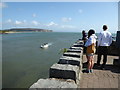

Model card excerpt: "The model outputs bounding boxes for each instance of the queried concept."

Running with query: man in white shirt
[97,25,112,70]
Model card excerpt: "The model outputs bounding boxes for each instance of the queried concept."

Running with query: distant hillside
[5,28,53,32]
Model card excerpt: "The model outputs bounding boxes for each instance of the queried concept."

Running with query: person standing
[82,30,88,54]
[97,25,112,70]
[85,29,97,73]
[82,30,88,41]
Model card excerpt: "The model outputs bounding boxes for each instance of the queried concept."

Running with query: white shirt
[98,30,112,46]
[85,34,97,47]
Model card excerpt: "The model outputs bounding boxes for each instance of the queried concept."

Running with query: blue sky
[1,2,118,33]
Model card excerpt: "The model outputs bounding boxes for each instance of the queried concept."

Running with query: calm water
[2,32,82,88]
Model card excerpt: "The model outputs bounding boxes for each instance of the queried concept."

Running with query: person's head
[103,25,108,31]
[82,30,86,35]
[88,29,95,38]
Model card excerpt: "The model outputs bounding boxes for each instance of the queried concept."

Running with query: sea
[1,32,116,88]
[2,32,82,88]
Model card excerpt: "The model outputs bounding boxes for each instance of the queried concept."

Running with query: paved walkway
[79,54,120,88]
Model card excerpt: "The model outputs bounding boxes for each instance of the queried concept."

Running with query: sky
[1,2,118,33]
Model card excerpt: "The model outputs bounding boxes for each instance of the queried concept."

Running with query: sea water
[2,32,82,88]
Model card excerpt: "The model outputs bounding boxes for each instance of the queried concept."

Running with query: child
[85,29,97,73]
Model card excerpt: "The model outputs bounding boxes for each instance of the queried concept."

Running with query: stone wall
[29,40,84,89]
[107,41,119,56]
[113,31,120,67]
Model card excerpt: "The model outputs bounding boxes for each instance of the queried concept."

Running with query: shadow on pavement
[82,62,120,74]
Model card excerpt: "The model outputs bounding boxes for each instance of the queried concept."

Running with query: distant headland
[0,28,53,34]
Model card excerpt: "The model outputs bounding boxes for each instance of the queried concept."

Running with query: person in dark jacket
[82,30,87,41]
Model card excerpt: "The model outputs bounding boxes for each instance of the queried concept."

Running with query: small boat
[40,43,49,48]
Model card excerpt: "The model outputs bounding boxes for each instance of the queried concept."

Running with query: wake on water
[47,42,53,46]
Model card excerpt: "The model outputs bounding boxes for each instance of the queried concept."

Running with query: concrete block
[58,56,81,66]
[67,49,83,53]
[70,46,83,50]
[63,52,82,58]
[49,63,79,82]
[72,43,84,47]
[29,78,77,88]
[75,40,84,45]
[73,43,83,46]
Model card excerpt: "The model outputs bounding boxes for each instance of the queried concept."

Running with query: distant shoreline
[0,28,53,34]
[0,31,53,34]
[2,31,53,34]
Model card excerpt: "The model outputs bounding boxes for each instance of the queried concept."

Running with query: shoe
[101,67,105,70]
[96,63,100,66]
[101,65,105,70]
[96,64,101,67]
[86,69,91,73]
[90,69,93,73]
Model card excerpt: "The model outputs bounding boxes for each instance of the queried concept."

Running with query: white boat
[40,43,49,48]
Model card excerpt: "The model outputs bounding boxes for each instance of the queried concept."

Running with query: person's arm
[97,33,102,46]
[85,37,92,47]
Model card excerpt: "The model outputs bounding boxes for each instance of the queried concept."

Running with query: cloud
[3,19,77,31]
[0,2,7,8]
[14,20,27,25]
[61,25,76,29]
[31,20,39,26]
[7,19,12,23]
[4,19,40,28]
[32,13,37,17]
[15,20,22,25]
[78,9,83,13]
[47,21,58,26]
[6,19,27,24]
[62,17,72,22]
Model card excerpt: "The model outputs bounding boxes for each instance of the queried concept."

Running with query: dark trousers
[97,46,108,67]
[83,40,87,53]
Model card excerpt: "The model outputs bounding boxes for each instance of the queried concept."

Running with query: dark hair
[103,25,108,30]
[82,30,85,34]
[82,30,87,40]
[88,29,95,38]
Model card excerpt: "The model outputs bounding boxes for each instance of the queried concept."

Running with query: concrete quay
[63,52,82,58]
[49,63,79,82]
[30,78,77,88]
[58,56,82,66]
[67,48,83,53]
